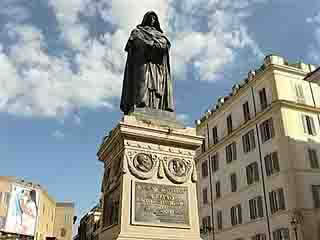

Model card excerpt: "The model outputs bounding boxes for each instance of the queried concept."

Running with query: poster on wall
[0,184,39,236]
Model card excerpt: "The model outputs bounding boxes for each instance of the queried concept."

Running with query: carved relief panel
[126,149,197,184]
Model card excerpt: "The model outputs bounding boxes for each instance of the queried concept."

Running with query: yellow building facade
[53,203,75,240]
[196,55,320,240]
[35,190,56,240]
[0,177,74,240]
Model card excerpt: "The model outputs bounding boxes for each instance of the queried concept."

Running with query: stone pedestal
[97,115,203,240]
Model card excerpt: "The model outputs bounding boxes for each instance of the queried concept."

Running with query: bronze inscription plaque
[134,182,189,225]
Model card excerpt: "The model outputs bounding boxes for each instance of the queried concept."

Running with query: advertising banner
[0,184,39,236]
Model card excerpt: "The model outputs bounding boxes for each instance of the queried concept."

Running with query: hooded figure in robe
[120,11,174,114]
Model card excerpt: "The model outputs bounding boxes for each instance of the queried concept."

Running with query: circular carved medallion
[133,153,153,172]
[168,158,187,177]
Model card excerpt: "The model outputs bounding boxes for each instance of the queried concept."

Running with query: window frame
[260,118,275,143]
[246,162,260,185]
[227,114,233,135]
[202,160,208,178]
[203,188,208,204]
[212,126,218,144]
[230,173,237,193]
[259,88,268,110]
[212,153,219,172]
[243,101,251,122]
[308,148,319,169]
[226,142,237,163]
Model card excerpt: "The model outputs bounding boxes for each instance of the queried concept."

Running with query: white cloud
[0,0,265,119]
[52,130,65,139]
[307,12,320,62]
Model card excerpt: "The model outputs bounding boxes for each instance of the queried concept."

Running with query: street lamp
[200,225,213,240]
[290,216,299,240]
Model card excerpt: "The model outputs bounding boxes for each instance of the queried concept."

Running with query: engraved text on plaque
[134,182,189,226]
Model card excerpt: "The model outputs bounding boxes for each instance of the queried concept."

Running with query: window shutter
[278,188,285,210]
[310,117,317,135]
[265,154,272,176]
[249,199,254,219]
[269,192,274,214]
[312,186,320,208]
[254,162,260,181]
[250,130,256,149]
[301,115,307,133]
[203,188,208,204]
[215,153,219,171]
[272,152,280,172]
[232,142,237,160]
[314,150,319,168]
[257,196,264,217]
[260,124,265,143]
[269,119,275,138]
[308,149,318,169]
[231,207,235,225]
[246,166,252,185]
[217,211,222,229]
[232,174,237,192]
[242,135,247,153]
[237,204,242,224]
[226,146,230,163]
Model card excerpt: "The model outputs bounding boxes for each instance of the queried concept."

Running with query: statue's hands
[153,41,162,49]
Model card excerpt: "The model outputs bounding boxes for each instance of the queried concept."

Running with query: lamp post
[290,216,299,240]
[200,225,213,240]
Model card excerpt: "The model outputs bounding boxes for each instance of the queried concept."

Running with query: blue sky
[1,0,320,231]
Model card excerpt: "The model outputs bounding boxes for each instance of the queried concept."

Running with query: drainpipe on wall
[206,123,215,240]
[250,86,272,240]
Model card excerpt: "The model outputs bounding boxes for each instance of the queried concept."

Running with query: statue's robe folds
[120,25,174,114]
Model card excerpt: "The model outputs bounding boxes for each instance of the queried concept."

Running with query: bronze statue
[120,11,174,114]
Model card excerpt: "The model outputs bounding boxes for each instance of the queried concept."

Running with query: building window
[269,188,286,214]
[242,129,256,153]
[202,216,211,231]
[217,210,222,230]
[302,115,317,136]
[260,118,275,143]
[246,162,259,185]
[249,196,264,220]
[230,204,242,226]
[202,160,208,178]
[216,181,221,199]
[259,88,268,110]
[201,139,206,153]
[212,126,218,144]
[312,185,320,208]
[252,233,267,240]
[243,101,251,122]
[308,148,319,169]
[226,142,237,163]
[265,152,280,176]
[203,188,208,204]
[230,173,237,192]
[227,114,233,134]
[273,228,290,240]
[295,84,305,104]
[212,153,219,172]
